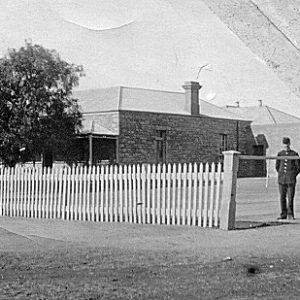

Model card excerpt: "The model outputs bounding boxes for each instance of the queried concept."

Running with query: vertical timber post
[220,150,240,230]
[89,134,93,166]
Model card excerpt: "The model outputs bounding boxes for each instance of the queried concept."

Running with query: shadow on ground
[234,220,295,230]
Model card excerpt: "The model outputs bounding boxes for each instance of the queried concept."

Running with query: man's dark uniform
[276,147,300,219]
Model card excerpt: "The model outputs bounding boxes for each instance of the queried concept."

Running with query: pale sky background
[1,0,300,116]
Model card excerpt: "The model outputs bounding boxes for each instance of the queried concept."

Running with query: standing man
[276,137,300,220]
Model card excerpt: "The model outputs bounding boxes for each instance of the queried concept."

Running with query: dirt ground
[1,177,300,299]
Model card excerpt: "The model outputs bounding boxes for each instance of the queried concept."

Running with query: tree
[0,41,84,167]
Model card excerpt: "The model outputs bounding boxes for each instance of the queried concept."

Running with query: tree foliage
[0,41,84,166]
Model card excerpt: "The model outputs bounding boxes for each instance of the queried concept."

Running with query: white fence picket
[27,168,32,218]
[78,166,83,221]
[33,168,38,218]
[136,164,142,224]
[132,164,137,223]
[4,169,8,216]
[192,163,198,226]
[40,169,45,218]
[186,163,192,225]
[181,164,187,225]
[15,168,20,216]
[171,164,176,225]
[49,168,54,219]
[166,164,171,225]
[176,164,182,225]
[52,168,58,219]
[214,162,222,227]
[113,165,118,222]
[156,164,161,225]
[7,168,11,216]
[0,168,3,216]
[57,168,63,219]
[9,168,14,217]
[14,168,19,216]
[161,164,166,225]
[12,168,16,217]
[141,165,146,224]
[65,168,71,221]
[91,166,96,222]
[123,165,128,223]
[151,164,156,224]
[209,163,216,227]
[19,168,24,217]
[87,167,92,221]
[146,164,151,224]
[99,166,104,222]
[109,165,113,222]
[96,165,100,222]
[73,167,79,221]
[198,163,204,227]
[46,168,51,219]
[203,163,209,228]
[128,165,133,223]
[69,167,74,221]
[104,166,108,222]
[2,168,6,216]
[118,165,123,223]
[82,166,87,221]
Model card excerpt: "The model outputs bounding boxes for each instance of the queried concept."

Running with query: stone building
[74,81,255,171]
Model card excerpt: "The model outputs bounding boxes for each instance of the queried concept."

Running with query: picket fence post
[219,150,240,230]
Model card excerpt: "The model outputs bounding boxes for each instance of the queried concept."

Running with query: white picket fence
[0,162,224,227]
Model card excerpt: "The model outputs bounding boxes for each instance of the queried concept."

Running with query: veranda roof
[80,119,117,136]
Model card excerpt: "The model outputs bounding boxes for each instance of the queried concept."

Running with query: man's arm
[295,152,300,175]
[275,152,280,172]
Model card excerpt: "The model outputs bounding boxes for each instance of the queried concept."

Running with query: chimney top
[258,99,263,107]
[235,101,240,107]
[182,81,201,90]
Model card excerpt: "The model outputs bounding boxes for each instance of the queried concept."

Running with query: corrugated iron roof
[224,105,300,125]
[75,86,248,121]
[75,87,121,113]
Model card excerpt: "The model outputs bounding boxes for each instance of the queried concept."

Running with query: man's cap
[282,137,290,145]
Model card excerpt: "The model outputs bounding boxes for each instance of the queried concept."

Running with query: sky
[1,0,300,116]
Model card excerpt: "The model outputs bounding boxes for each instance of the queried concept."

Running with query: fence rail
[240,155,300,160]
[0,162,224,228]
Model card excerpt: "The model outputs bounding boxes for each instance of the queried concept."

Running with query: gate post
[220,150,240,230]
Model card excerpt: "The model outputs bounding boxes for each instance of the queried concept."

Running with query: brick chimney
[182,81,201,116]
[258,99,263,107]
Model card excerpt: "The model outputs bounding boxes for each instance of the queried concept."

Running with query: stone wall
[118,111,254,170]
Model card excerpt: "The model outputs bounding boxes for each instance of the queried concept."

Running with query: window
[219,134,228,154]
[156,130,167,163]
[252,145,264,156]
